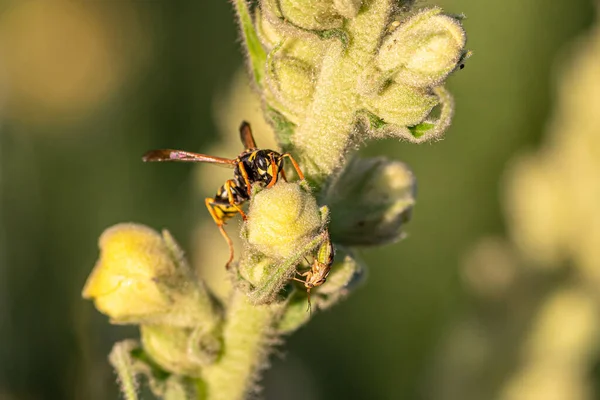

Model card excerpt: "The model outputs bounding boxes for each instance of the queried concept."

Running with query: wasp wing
[142,149,236,168]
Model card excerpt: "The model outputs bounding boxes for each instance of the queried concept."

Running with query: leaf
[408,122,435,138]
[234,0,267,87]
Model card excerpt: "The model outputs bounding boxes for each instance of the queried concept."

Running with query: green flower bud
[327,157,416,246]
[256,8,327,63]
[282,38,327,69]
[140,324,220,377]
[377,7,466,88]
[268,0,343,31]
[109,339,200,399]
[333,0,362,19]
[356,63,391,97]
[237,254,271,289]
[266,55,316,119]
[245,182,323,260]
[240,183,330,305]
[255,7,283,50]
[158,376,198,400]
[363,82,438,126]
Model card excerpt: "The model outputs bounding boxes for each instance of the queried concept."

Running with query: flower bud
[266,55,316,119]
[82,224,180,322]
[140,324,221,377]
[333,0,362,19]
[237,254,288,305]
[245,182,323,260]
[256,9,327,63]
[377,8,466,88]
[363,82,438,129]
[327,157,416,246]
[255,8,283,51]
[237,254,271,288]
[82,224,220,326]
[240,184,329,304]
[269,0,343,31]
[356,64,392,97]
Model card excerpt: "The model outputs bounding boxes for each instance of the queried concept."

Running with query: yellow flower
[83,224,186,323]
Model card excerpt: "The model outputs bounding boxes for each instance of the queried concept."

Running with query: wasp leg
[237,161,253,197]
[224,180,247,220]
[281,153,305,181]
[266,153,279,188]
[205,197,235,269]
[280,168,288,182]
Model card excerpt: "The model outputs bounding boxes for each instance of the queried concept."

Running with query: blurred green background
[0,1,596,399]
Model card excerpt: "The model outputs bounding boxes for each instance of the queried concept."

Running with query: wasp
[142,121,305,268]
[293,232,334,312]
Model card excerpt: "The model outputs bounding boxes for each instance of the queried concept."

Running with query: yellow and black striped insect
[142,121,305,269]
[294,232,335,312]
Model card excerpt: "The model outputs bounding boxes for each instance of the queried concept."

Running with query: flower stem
[200,291,284,400]
[293,0,393,180]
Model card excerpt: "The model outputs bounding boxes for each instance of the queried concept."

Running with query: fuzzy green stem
[292,0,394,181]
[200,292,284,400]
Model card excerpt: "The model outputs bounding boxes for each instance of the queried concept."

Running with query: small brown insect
[293,233,334,312]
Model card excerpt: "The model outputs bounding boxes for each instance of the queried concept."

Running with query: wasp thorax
[239,149,280,186]
[245,182,322,260]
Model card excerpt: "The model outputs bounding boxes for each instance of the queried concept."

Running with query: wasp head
[251,150,284,186]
